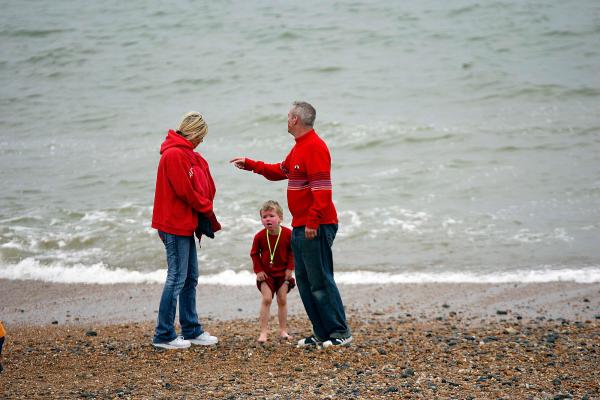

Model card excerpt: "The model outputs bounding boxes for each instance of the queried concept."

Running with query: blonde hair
[177,111,208,144]
[260,200,284,219]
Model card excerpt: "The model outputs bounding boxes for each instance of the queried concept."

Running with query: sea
[1,0,599,285]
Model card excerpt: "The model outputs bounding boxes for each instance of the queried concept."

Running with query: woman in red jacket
[151,111,221,350]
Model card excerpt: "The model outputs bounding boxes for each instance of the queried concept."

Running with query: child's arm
[250,234,265,277]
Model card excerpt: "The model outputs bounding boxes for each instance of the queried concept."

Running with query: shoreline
[1,279,598,326]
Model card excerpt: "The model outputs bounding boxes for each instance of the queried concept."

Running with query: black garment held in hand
[196,214,214,239]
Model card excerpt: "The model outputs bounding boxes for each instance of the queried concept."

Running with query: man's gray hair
[291,101,316,127]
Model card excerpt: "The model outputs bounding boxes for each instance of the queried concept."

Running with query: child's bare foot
[279,332,292,340]
[257,333,268,343]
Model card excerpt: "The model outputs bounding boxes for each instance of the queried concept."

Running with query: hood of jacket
[160,130,194,154]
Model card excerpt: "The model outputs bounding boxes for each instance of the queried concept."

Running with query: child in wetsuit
[251,200,295,343]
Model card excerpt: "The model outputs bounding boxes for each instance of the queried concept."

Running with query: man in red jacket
[152,111,220,350]
[231,101,352,348]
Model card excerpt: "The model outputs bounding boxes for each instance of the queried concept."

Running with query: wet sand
[1,279,599,399]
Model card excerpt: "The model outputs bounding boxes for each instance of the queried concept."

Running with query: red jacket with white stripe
[244,129,338,229]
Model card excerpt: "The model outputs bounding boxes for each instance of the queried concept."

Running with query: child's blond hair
[260,200,284,219]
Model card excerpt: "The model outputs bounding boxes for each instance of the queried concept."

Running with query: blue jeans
[292,224,350,341]
[153,231,203,343]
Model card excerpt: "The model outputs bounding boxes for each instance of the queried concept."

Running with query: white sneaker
[297,335,322,348]
[188,331,218,346]
[153,336,191,350]
[322,336,353,348]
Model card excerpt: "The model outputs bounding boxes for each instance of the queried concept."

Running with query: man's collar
[294,128,315,142]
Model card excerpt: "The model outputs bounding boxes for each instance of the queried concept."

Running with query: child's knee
[276,293,287,306]
[261,295,273,307]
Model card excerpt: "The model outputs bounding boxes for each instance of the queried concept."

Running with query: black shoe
[322,336,353,348]
[297,335,322,348]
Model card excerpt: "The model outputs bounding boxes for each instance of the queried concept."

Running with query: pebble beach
[1,280,599,399]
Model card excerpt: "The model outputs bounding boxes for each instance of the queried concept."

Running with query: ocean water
[1,0,599,285]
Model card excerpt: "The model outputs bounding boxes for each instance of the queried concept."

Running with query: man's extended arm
[230,155,290,181]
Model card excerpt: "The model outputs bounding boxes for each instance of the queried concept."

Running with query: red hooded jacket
[152,130,220,236]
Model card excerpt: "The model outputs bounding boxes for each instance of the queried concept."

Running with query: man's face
[287,110,297,133]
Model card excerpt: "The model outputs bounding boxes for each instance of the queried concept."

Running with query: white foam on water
[512,227,575,244]
[0,258,166,284]
[1,240,24,250]
[334,268,600,284]
[81,211,112,222]
[337,210,362,237]
[339,207,430,237]
[512,229,545,243]
[552,227,574,243]
[382,208,430,231]
[1,258,598,285]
